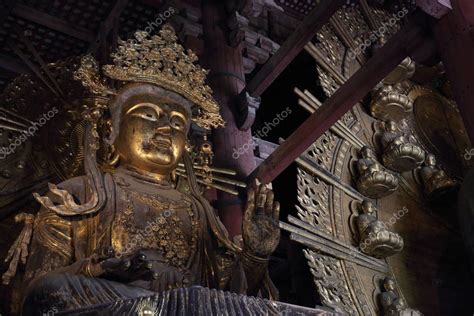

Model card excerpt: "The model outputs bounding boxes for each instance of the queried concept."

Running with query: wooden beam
[12,4,94,42]
[245,0,345,97]
[248,18,426,184]
[433,0,474,144]
[105,0,129,34]
[360,0,380,30]
[330,15,367,65]
[0,0,16,26]
[90,0,129,52]
[0,53,29,74]
[140,0,165,9]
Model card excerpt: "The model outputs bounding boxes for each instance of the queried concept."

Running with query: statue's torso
[357,157,381,174]
[110,171,199,270]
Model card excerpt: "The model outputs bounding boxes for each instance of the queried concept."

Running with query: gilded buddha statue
[356,146,399,198]
[419,153,457,200]
[5,25,281,314]
[380,120,425,173]
[379,277,422,316]
[370,85,414,121]
[383,57,416,85]
[356,200,404,258]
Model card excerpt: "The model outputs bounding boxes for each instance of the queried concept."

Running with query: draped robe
[22,168,276,314]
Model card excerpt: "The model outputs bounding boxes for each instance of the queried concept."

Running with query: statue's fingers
[256,184,267,213]
[20,243,29,264]
[100,257,123,272]
[169,271,178,286]
[120,259,131,271]
[89,262,105,277]
[145,261,153,270]
[160,273,169,292]
[264,190,274,216]
[273,201,280,221]
[246,188,255,210]
[131,251,147,270]
[244,189,255,224]
[104,247,116,258]
[95,246,115,261]
[134,261,154,280]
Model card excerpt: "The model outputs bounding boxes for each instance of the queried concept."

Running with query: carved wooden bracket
[235,91,261,131]
[227,0,283,19]
[416,0,452,19]
[227,11,249,47]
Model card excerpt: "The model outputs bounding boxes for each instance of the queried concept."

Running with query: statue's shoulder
[51,175,88,204]
[56,175,88,191]
[55,173,115,201]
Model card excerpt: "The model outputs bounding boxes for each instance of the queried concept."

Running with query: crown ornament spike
[74,55,116,97]
[74,24,223,129]
[74,24,224,130]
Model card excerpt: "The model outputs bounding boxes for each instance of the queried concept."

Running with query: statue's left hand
[242,183,280,258]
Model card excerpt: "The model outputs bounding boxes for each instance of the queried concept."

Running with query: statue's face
[361,147,375,158]
[362,200,375,214]
[387,120,397,131]
[384,278,396,291]
[115,100,190,176]
[426,154,436,166]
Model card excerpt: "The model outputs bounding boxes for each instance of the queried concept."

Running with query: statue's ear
[106,129,116,145]
[100,109,116,145]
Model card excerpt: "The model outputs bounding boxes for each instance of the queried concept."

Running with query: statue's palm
[242,184,280,257]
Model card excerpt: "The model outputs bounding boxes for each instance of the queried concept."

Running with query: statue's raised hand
[242,183,280,258]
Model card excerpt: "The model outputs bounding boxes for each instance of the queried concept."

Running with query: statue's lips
[150,135,172,149]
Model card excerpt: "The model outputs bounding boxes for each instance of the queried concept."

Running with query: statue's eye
[134,110,158,121]
[170,115,185,130]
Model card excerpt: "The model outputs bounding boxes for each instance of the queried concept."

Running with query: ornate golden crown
[74,24,224,129]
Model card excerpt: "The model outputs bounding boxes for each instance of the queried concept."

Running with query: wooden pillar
[202,0,255,238]
[433,0,474,144]
[436,0,474,277]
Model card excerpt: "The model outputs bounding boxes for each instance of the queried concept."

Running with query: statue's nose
[156,124,171,134]
[156,115,171,133]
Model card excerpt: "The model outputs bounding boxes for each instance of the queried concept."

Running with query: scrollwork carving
[304,249,357,315]
[296,168,332,235]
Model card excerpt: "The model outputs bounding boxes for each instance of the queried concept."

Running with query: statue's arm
[240,250,271,295]
[23,205,75,285]
[357,214,373,235]
[240,184,280,297]
[214,247,272,297]
[356,159,368,174]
